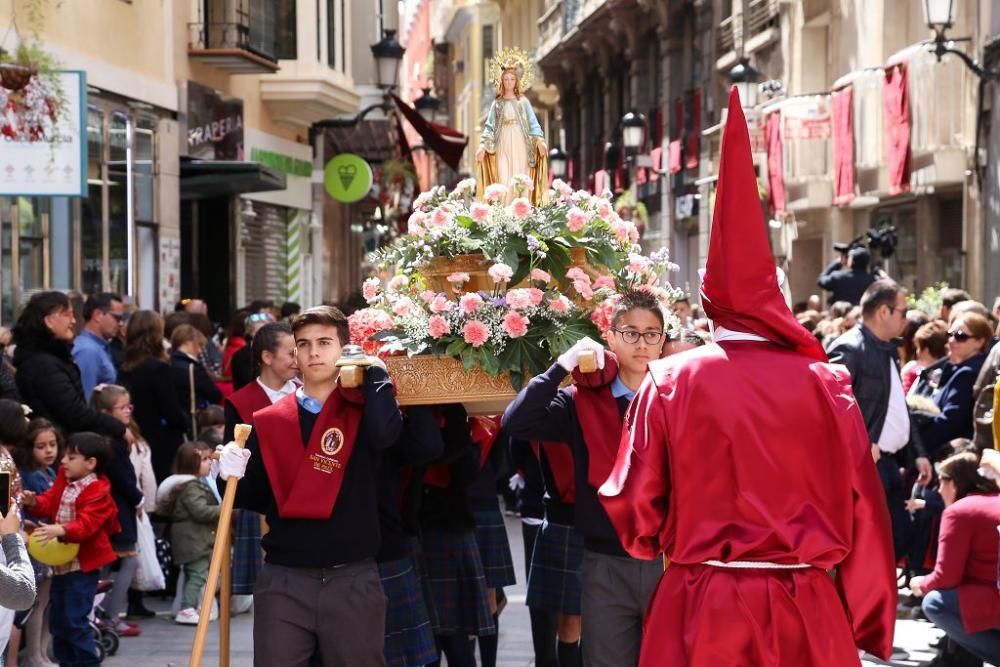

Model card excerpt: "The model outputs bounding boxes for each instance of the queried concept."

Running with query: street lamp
[371,29,406,90]
[620,111,647,153]
[549,146,568,179]
[729,57,761,108]
[922,0,955,36]
[413,87,441,123]
[920,0,998,79]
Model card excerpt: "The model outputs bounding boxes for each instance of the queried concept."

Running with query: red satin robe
[599,341,897,666]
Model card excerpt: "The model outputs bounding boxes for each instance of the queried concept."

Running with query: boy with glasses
[503,289,667,667]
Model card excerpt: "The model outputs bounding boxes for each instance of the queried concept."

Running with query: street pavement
[102,514,959,667]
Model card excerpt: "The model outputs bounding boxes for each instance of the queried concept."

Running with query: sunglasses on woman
[947,330,973,342]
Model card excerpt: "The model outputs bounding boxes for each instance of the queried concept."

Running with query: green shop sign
[324,154,373,203]
[250,147,312,178]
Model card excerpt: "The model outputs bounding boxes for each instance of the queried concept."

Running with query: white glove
[557,336,606,372]
[508,473,525,492]
[218,442,251,481]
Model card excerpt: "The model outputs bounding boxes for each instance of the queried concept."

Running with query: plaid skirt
[231,509,263,595]
[472,509,517,588]
[419,529,496,637]
[526,521,584,615]
[380,557,437,667]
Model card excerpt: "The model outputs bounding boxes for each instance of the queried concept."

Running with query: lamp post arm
[932,40,1000,80]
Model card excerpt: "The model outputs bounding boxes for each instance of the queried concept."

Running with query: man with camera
[817,244,876,305]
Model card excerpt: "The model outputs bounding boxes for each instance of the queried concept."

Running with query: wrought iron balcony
[188,21,279,74]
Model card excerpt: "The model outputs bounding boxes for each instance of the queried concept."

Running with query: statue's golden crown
[489,47,535,92]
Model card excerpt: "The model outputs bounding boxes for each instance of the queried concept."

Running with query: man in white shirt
[828,279,929,560]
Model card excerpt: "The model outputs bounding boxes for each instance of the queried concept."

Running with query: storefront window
[108,112,129,295]
[49,198,74,290]
[1,203,13,324]
[135,118,155,223]
[83,106,104,295]
[17,198,44,298]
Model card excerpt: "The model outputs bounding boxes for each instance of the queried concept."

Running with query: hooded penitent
[699,88,827,363]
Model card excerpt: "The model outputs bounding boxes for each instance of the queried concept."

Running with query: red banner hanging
[883,63,911,196]
[686,89,701,170]
[765,111,785,213]
[832,87,855,205]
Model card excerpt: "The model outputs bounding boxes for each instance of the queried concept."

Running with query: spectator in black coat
[118,311,189,482]
[914,313,992,458]
[11,291,127,442]
[817,246,876,305]
[168,325,222,438]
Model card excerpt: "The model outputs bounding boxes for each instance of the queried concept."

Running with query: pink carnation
[430,295,452,314]
[488,263,514,284]
[484,183,508,203]
[505,289,532,310]
[362,277,380,302]
[431,207,453,228]
[593,275,616,290]
[628,254,649,274]
[566,207,588,232]
[470,203,490,223]
[530,268,551,283]
[407,211,426,236]
[502,311,530,338]
[392,297,415,316]
[509,197,532,220]
[596,200,613,220]
[387,275,408,292]
[552,179,573,200]
[463,320,490,347]
[447,272,470,284]
[460,293,484,314]
[420,290,436,303]
[573,280,594,301]
[428,315,451,339]
[347,308,395,355]
[527,288,545,306]
[566,267,591,284]
[548,296,572,313]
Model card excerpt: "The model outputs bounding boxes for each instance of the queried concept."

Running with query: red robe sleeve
[831,374,897,660]
[598,371,670,560]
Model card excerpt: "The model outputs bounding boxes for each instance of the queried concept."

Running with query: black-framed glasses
[613,329,664,345]
[948,330,973,342]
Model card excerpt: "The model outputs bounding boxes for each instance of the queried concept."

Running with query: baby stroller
[90,579,121,659]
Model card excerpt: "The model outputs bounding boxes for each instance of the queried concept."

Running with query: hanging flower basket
[0,62,36,91]
[0,42,67,143]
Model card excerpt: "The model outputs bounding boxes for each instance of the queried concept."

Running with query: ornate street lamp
[620,111,647,152]
[371,29,406,90]
[920,0,997,79]
[413,87,441,123]
[729,57,761,108]
[549,146,568,179]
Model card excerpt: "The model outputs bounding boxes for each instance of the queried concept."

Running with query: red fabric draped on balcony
[668,140,682,175]
[391,93,468,172]
[832,86,855,205]
[686,89,701,170]
[882,64,911,196]
[650,146,662,181]
[764,110,785,213]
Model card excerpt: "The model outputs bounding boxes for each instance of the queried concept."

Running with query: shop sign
[243,128,313,210]
[250,148,311,178]
[184,81,244,160]
[0,71,87,197]
[782,95,832,141]
[324,154,373,203]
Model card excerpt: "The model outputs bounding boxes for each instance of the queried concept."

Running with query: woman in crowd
[118,311,189,482]
[168,324,222,437]
[908,321,950,398]
[900,310,930,393]
[910,452,1000,666]
[915,313,992,458]
[11,291,127,443]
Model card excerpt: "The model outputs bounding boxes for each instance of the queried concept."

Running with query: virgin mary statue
[475,48,548,205]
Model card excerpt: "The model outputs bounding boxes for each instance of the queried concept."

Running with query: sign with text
[184,80,244,160]
[0,70,87,197]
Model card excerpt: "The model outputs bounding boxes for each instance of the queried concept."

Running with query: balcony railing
[537,0,564,60]
[717,15,735,54]
[746,0,780,37]
[188,19,279,73]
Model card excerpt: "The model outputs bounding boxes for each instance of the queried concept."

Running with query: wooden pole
[219,526,233,667]
[189,424,251,667]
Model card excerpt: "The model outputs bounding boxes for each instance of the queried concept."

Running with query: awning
[180,158,287,200]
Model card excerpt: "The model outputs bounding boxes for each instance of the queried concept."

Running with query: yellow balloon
[28,533,79,566]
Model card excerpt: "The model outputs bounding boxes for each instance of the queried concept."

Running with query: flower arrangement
[355,176,683,389]
[0,41,68,143]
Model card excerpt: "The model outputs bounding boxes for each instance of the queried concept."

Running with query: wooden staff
[219,528,232,667]
[578,349,598,373]
[189,423,252,667]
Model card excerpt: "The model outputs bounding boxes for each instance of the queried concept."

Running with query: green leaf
[445,338,467,357]
[460,346,478,371]
[509,369,525,392]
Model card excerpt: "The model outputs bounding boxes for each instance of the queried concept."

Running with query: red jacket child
[31,468,120,572]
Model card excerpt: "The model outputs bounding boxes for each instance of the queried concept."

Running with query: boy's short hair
[197,428,224,447]
[948,438,979,456]
[196,405,225,430]
[65,432,113,473]
[611,290,665,330]
[291,305,350,346]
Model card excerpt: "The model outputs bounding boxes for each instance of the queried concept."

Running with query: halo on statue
[489,47,535,92]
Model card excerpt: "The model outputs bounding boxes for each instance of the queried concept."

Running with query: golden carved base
[385,354,518,416]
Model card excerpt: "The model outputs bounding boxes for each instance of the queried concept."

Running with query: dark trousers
[876,455,910,560]
[253,560,387,667]
[523,521,558,667]
[50,570,100,667]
